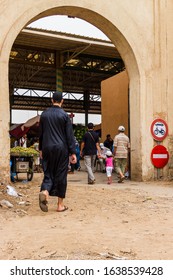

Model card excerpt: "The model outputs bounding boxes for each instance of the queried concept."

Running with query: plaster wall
[101,71,129,142]
[0,0,173,182]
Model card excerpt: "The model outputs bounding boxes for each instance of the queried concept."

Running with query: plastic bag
[6,185,18,197]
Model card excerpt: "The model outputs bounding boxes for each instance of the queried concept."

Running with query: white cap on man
[118,125,125,132]
[100,143,104,149]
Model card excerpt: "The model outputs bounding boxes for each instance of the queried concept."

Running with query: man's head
[52,91,63,103]
[118,125,125,132]
[87,122,94,129]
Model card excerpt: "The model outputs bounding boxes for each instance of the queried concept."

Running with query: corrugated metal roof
[9,27,124,113]
[15,27,120,58]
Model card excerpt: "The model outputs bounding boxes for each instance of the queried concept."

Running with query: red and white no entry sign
[151,145,169,168]
[150,118,168,141]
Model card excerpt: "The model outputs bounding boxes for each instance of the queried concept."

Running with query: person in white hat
[96,143,110,172]
[105,150,114,184]
[113,125,130,183]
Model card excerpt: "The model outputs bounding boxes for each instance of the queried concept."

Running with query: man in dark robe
[39,91,76,212]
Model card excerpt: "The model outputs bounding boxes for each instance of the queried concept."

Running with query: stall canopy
[10,115,40,139]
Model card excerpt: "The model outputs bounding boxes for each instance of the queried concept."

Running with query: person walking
[105,150,114,184]
[113,125,130,183]
[39,91,77,212]
[80,122,101,184]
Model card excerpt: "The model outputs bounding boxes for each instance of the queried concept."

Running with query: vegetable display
[10,146,39,157]
[74,125,87,143]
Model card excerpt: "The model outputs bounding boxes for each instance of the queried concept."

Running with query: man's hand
[70,154,77,164]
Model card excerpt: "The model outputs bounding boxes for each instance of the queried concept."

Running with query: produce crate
[16,161,29,172]
[10,155,34,181]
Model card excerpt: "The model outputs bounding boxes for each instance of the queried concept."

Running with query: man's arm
[96,142,101,157]
[113,136,117,156]
[113,146,117,156]
[80,141,85,157]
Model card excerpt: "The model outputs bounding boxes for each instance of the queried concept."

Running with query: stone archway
[0,1,142,183]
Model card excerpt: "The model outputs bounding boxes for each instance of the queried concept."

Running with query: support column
[56,68,63,92]
[84,90,89,126]
[56,52,63,92]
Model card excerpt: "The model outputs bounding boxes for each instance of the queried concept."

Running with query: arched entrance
[0,1,142,182]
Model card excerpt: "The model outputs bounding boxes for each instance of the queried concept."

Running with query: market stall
[10,146,39,181]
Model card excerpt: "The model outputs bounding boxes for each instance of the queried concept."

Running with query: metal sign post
[150,118,169,179]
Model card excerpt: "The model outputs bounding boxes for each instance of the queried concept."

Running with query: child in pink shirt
[105,150,114,184]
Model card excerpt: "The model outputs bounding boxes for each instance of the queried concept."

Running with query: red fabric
[10,124,30,139]
[10,116,40,139]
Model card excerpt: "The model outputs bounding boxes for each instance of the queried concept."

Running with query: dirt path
[0,166,173,260]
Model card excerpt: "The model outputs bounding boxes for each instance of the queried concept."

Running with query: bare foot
[56,206,68,212]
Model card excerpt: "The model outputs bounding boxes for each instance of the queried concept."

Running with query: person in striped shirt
[113,126,130,183]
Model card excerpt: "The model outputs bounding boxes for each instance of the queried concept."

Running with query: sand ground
[0,161,173,260]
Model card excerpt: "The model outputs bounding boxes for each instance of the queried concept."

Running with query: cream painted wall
[0,0,173,182]
[101,71,129,142]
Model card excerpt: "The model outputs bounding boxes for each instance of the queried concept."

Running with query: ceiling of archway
[9,27,125,114]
